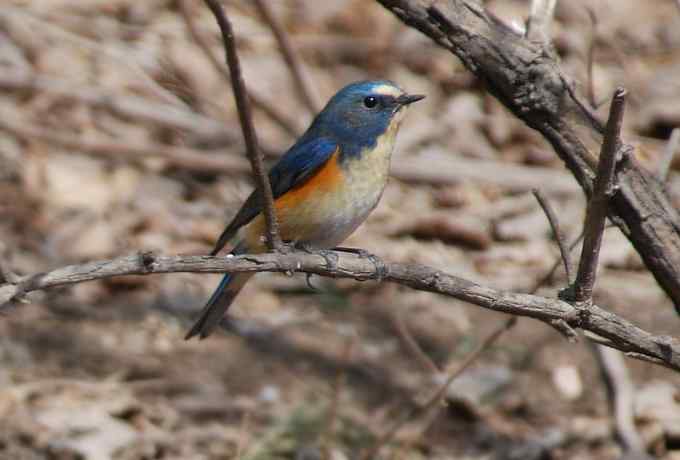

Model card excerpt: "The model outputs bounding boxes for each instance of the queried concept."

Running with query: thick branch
[203,0,282,251]
[0,251,678,371]
[375,0,680,311]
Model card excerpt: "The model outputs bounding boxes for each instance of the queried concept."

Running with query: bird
[185,80,424,340]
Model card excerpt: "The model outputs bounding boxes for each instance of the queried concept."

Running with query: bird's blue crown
[302,80,405,159]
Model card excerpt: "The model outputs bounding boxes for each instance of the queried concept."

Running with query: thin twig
[178,0,301,138]
[202,0,283,251]
[253,0,322,114]
[359,317,516,460]
[573,88,626,302]
[657,128,680,182]
[526,0,557,45]
[0,251,678,370]
[532,189,573,283]
[392,310,441,374]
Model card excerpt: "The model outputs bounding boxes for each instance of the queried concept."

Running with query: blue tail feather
[185,243,251,340]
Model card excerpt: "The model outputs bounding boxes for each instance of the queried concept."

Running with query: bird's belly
[243,164,388,250]
[277,177,385,248]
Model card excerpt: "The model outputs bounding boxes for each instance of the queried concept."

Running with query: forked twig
[202,0,283,251]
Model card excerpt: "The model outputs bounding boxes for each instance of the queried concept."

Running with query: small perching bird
[185,80,424,340]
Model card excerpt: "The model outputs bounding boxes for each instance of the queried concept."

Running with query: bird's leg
[293,241,338,289]
[332,246,387,281]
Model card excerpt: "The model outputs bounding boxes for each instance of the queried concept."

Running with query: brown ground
[1,1,680,459]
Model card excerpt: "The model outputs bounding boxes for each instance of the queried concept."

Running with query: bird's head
[311,80,425,154]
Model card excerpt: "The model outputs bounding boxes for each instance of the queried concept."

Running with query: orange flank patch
[274,148,343,213]
[243,148,344,249]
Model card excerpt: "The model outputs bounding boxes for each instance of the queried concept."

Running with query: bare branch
[658,128,680,182]
[574,88,626,302]
[253,0,321,114]
[359,317,515,460]
[526,0,557,45]
[178,0,301,138]
[532,189,573,283]
[202,0,283,251]
[1,251,678,370]
[375,0,680,311]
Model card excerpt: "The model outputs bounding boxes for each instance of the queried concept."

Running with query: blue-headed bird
[185,80,424,340]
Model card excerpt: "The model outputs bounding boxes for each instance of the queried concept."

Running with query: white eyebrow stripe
[371,84,402,97]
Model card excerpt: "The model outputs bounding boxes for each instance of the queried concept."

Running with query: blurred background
[1,0,680,458]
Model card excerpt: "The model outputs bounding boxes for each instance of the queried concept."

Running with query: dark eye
[363,96,378,108]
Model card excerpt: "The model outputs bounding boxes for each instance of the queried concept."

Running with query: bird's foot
[305,273,321,292]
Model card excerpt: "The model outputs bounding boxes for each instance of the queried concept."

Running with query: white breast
[310,115,402,247]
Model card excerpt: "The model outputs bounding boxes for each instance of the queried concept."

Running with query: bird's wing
[210,137,338,255]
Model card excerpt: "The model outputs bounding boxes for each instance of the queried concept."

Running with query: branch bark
[374,0,680,312]
[0,251,678,371]
[574,88,626,302]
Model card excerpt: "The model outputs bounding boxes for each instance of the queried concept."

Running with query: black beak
[396,93,426,106]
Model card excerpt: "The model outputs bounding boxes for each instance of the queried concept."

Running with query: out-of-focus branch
[202,0,282,251]
[178,0,301,138]
[526,0,557,46]
[573,88,626,303]
[592,344,652,458]
[658,128,680,182]
[0,251,678,370]
[0,71,239,141]
[360,317,515,460]
[375,0,680,312]
[0,115,250,175]
[253,0,321,114]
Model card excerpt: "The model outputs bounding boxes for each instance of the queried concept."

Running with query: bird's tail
[185,243,253,340]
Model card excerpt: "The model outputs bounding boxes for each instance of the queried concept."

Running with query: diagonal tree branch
[0,251,678,371]
[374,0,680,312]
[202,0,283,251]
